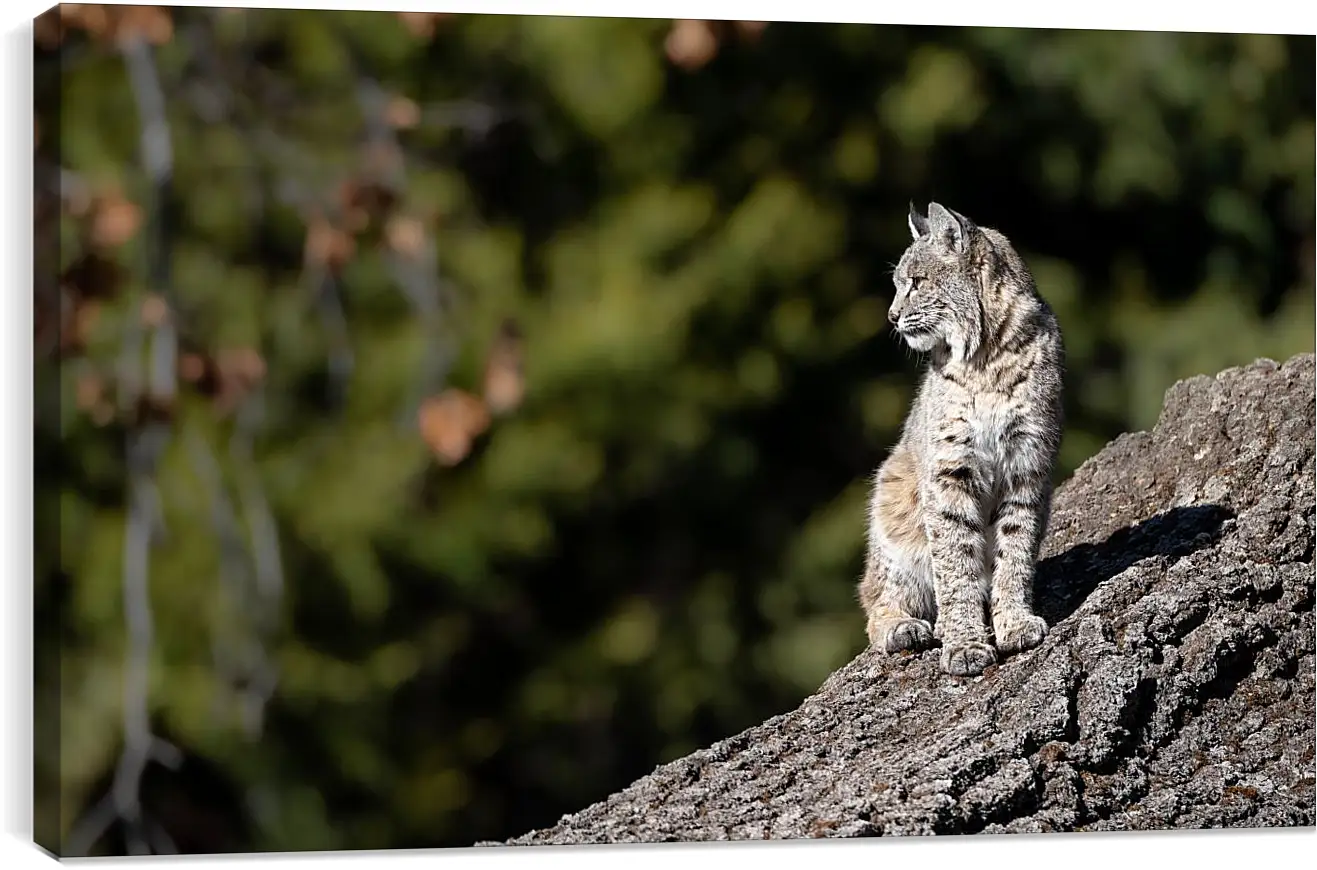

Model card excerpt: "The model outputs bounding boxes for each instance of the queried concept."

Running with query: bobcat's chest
[929,364,1030,484]
[963,393,1021,471]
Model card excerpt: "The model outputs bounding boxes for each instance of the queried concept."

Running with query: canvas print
[32,4,1315,857]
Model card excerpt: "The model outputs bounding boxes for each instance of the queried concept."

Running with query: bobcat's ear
[948,208,977,238]
[927,202,975,254]
[907,202,930,240]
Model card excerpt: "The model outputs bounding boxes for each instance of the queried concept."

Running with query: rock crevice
[498,354,1316,844]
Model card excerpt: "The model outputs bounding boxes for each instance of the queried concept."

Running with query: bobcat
[858,202,1064,677]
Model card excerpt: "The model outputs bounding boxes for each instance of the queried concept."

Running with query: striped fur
[858,202,1065,677]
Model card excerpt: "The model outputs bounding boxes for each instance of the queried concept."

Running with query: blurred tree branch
[68,22,180,857]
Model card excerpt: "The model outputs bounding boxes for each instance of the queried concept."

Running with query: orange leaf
[385,95,421,130]
[397,12,438,39]
[74,372,117,425]
[192,347,269,415]
[418,389,491,466]
[139,293,169,327]
[734,21,769,41]
[665,20,720,71]
[396,11,452,39]
[304,217,356,271]
[75,371,105,411]
[178,352,209,384]
[60,5,111,41]
[60,298,102,357]
[90,190,142,248]
[339,173,398,228]
[385,215,427,258]
[112,6,174,46]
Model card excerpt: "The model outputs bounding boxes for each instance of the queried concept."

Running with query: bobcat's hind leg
[858,558,935,654]
[860,446,937,654]
[867,608,935,653]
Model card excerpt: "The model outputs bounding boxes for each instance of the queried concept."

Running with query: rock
[491,354,1316,844]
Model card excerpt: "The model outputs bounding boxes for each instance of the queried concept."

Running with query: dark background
[33,7,1314,855]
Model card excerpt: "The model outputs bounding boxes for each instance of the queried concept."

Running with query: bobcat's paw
[940,641,997,677]
[873,617,935,654]
[994,612,1049,657]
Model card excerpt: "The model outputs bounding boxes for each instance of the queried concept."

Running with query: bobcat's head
[889,202,990,362]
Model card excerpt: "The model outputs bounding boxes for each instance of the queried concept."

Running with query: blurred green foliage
[33,8,1315,855]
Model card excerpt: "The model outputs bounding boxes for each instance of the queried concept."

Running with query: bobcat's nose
[887,305,901,326]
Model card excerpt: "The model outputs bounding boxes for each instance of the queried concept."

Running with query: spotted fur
[857,202,1065,677]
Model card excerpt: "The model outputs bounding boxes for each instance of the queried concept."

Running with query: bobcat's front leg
[990,470,1050,657]
[924,459,995,677]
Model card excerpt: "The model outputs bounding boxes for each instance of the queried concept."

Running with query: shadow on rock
[1035,503,1235,626]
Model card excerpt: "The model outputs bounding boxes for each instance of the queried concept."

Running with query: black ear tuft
[927,202,973,253]
[947,207,977,237]
[907,201,930,240]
